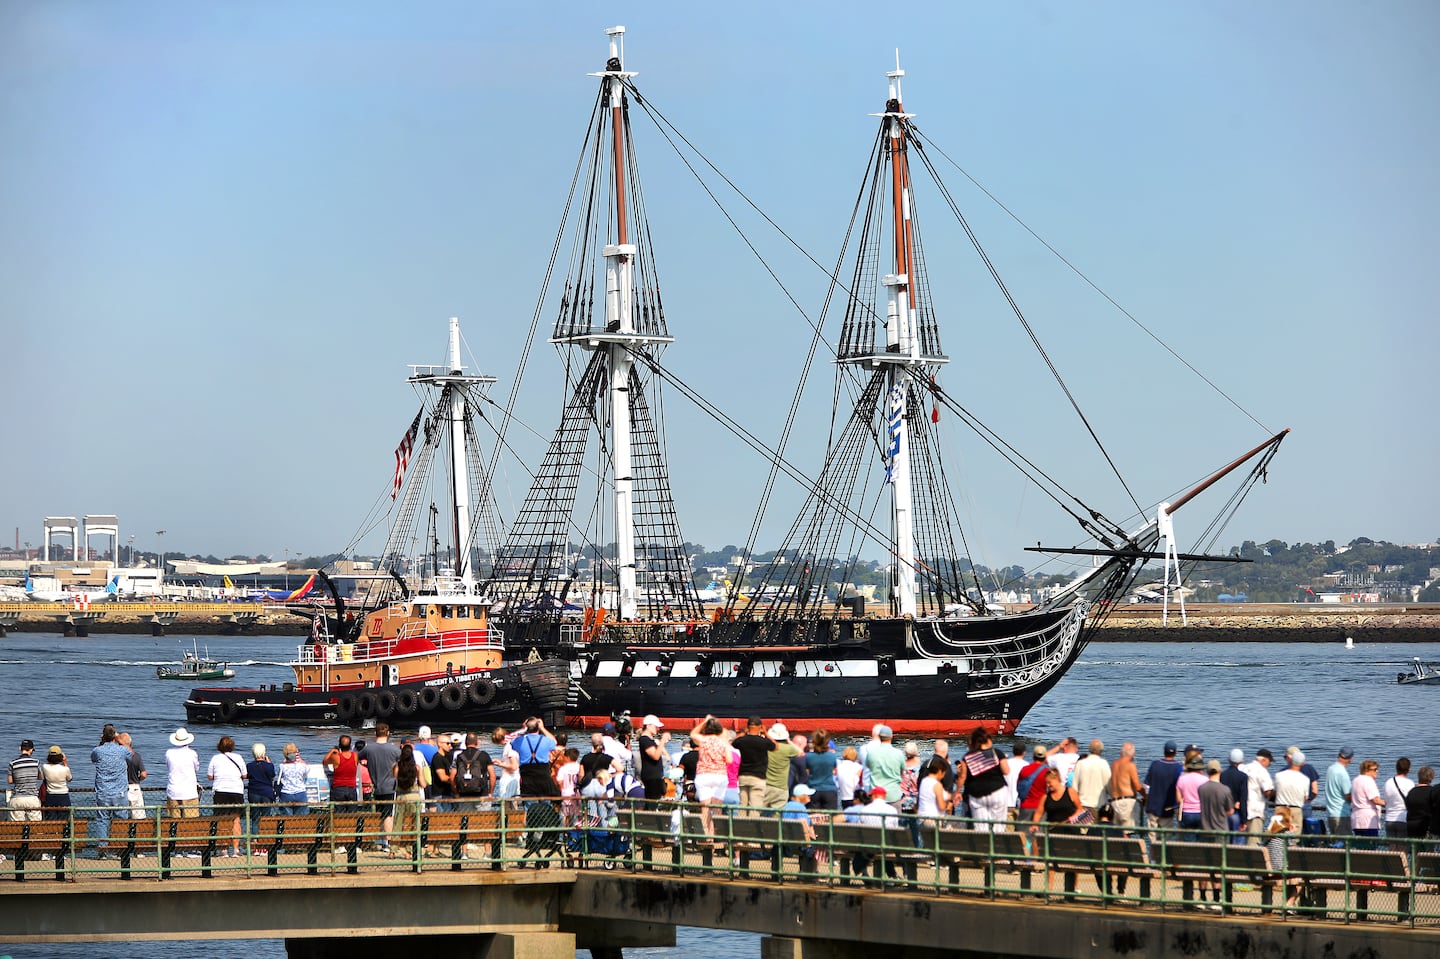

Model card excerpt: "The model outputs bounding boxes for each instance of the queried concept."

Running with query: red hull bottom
[569,715,1020,737]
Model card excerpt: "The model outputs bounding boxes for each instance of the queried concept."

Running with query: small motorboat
[157,643,236,681]
[1396,658,1440,686]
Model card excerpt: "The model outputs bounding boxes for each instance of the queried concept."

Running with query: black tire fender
[440,682,466,710]
[467,677,497,707]
[417,685,442,711]
[394,689,419,715]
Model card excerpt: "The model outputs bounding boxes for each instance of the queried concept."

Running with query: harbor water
[1,632,1434,958]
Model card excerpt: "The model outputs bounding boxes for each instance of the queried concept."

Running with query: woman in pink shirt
[1350,759,1385,838]
[690,715,731,838]
[1175,756,1208,838]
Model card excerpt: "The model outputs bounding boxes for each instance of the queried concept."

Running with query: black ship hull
[184,660,570,729]
[504,605,1092,735]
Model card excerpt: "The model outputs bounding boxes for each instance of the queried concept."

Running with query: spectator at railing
[276,743,309,815]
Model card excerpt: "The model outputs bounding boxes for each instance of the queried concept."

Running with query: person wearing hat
[763,723,800,810]
[1219,748,1250,835]
[849,785,901,882]
[1240,748,1276,844]
[781,783,817,842]
[40,745,72,822]
[412,725,438,767]
[1176,751,1208,840]
[732,716,774,814]
[1143,740,1183,833]
[1016,745,1051,815]
[165,727,201,818]
[1323,747,1355,835]
[1272,750,1311,835]
[637,714,670,803]
[1195,759,1236,910]
[7,739,42,821]
[864,724,904,806]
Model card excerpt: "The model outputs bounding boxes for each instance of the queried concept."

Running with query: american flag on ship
[962,749,998,777]
[391,408,424,500]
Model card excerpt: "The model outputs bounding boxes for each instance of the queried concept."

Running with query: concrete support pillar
[761,937,987,959]
[287,933,575,959]
[562,915,675,955]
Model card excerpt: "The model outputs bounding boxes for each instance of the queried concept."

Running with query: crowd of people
[9,717,1439,871]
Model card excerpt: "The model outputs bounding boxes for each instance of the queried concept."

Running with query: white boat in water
[1396,658,1440,686]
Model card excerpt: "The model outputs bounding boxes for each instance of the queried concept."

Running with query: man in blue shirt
[1323,746,1354,835]
[88,724,132,855]
[1143,740,1183,834]
[514,717,559,797]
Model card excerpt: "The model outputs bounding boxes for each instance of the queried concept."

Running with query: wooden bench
[107,817,161,878]
[1045,833,1155,902]
[0,820,69,882]
[1160,841,1275,912]
[254,813,329,877]
[1287,847,1413,920]
[159,816,234,877]
[920,826,1034,894]
[625,809,684,871]
[824,821,920,886]
[329,806,382,875]
[1415,851,1440,888]
[725,814,816,880]
[419,808,502,872]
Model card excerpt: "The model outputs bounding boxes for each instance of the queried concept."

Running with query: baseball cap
[450,733,463,745]
[793,784,815,797]
[1163,740,1177,755]
[1338,746,1355,759]
[417,725,432,739]
[1205,759,1222,774]
[1185,743,1204,754]
[48,745,63,757]
[602,722,616,734]
[875,724,893,738]
[642,714,663,728]
[870,786,888,798]
[1256,748,1273,761]
[1229,748,1244,764]
[769,723,790,741]
[1032,745,1048,760]
[20,739,34,751]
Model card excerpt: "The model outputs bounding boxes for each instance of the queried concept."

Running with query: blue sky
[3,1,1436,572]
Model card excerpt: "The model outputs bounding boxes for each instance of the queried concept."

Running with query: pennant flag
[929,374,940,423]
[885,384,904,483]
[392,409,424,500]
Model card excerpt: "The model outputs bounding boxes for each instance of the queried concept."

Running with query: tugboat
[184,319,570,728]
[157,641,236,681]
[483,29,1288,735]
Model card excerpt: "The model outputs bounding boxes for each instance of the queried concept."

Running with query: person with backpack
[1016,745,1051,817]
[452,732,494,803]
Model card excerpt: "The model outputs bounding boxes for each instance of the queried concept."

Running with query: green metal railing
[3,799,1436,926]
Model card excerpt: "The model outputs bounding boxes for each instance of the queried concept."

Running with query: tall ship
[184,319,570,727]
[482,27,1287,735]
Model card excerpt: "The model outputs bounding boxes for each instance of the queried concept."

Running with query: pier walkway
[2,801,1438,957]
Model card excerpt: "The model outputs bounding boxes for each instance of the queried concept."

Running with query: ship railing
[20,798,1438,925]
[295,629,504,664]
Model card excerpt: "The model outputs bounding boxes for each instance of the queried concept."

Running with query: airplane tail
[223,575,235,590]
[105,576,119,595]
[284,573,316,601]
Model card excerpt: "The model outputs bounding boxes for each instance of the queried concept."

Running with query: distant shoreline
[2,601,1435,643]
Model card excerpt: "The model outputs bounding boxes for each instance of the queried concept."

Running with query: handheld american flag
[391,409,424,500]
[962,749,998,777]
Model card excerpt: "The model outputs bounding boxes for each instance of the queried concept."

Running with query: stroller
[565,812,632,869]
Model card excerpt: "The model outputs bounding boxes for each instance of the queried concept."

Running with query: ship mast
[599,26,641,620]
[407,317,496,589]
[842,53,946,618]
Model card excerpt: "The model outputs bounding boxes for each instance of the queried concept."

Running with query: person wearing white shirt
[1047,737,1080,786]
[1381,757,1416,841]
[1240,748,1276,844]
[164,727,202,818]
